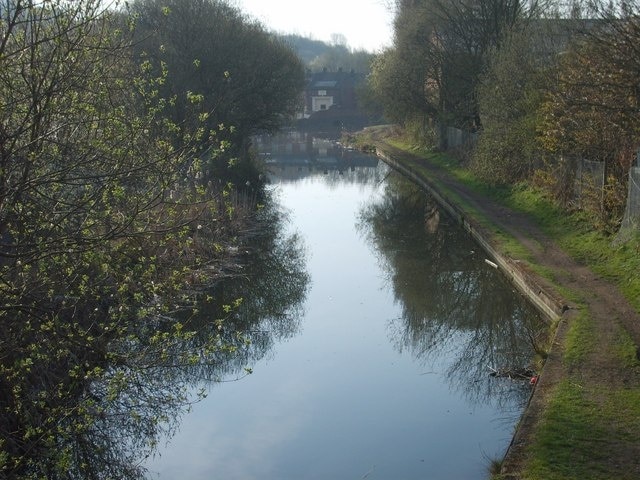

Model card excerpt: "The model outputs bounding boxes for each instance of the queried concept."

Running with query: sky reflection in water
[148,135,543,480]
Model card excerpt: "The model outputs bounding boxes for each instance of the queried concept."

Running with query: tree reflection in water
[0,198,309,480]
[358,173,546,407]
[187,204,310,382]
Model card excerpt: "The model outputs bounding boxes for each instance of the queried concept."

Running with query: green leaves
[0,0,310,477]
[0,0,256,477]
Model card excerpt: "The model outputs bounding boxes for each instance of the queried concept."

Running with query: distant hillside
[279,35,330,64]
[279,34,374,74]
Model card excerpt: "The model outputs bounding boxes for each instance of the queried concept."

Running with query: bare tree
[372,0,543,129]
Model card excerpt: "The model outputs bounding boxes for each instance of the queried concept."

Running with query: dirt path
[367,130,640,478]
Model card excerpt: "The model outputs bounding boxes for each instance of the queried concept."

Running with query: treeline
[281,33,375,73]
[0,0,305,478]
[130,0,306,188]
[367,0,640,232]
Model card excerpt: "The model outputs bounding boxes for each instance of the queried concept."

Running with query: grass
[523,381,640,480]
[493,230,535,262]
[563,310,595,368]
[501,187,640,313]
[561,229,640,312]
[612,326,640,369]
[524,381,610,480]
[524,381,605,480]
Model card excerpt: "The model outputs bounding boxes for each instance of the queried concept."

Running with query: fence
[572,157,605,210]
[439,127,478,150]
[618,166,640,237]
[560,156,639,241]
[437,124,639,238]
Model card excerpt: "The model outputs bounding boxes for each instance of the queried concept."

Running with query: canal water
[147,132,543,480]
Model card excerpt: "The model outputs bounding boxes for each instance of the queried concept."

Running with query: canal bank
[376,149,567,323]
[364,127,640,479]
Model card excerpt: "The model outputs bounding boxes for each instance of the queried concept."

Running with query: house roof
[314,80,338,88]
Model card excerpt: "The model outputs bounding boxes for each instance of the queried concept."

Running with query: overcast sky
[232,0,394,52]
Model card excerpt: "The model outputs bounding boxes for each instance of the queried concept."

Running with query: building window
[318,90,326,96]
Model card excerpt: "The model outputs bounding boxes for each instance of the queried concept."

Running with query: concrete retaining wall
[376,149,566,323]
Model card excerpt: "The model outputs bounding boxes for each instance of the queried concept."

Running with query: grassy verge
[522,380,640,480]
[613,326,640,369]
[516,315,640,480]
[563,310,595,368]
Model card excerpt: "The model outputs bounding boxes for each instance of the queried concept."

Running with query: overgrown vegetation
[365,0,640,236]
[0,0,306,477]
[131,0,306,191]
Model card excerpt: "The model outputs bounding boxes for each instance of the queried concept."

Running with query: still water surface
[148,133,542,480]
